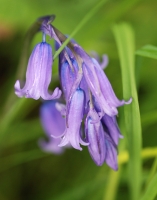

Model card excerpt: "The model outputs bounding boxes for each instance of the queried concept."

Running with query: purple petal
[39,100,67,154]
[90,52,109,69]
[83,63,118,116]
[85,109,106,166]
[74,44,118,116]
[80,75,89,111]
[101,114,122,146]
[55,102,66,116]
[39,138,64,154]
[59,59,78,100]
[14,42,62,100]
[104,133,118,171]
[40,101,65,138]
[93,58,132,107]
[100,55,109,70]
[59,89,88,150]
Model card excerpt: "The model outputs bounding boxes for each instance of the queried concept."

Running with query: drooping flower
[59,88,88,150]
[14,33,62,100]
[16,18,132,170]
[73,44,132,117]
[104,132,118,170]
[85,103,119,170]
[53,32,131,169]
[101,114,123,146]
[39,100,66,154]
[85,108,106,166]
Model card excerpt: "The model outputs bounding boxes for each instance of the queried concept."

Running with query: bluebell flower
[85,107,106,166]
[39,100,67,154]
[58,88,88,150]
[52,33,131,169]
[15,19,132,170]
[14,30,62,100]
[85,102,119,170]
[73,44,132,116]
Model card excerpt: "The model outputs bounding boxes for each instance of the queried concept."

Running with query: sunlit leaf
[136,45,157,59]
[113,23,142,200]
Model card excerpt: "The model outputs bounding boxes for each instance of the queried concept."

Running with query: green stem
[104,167,121,200]
[53,0,108,59]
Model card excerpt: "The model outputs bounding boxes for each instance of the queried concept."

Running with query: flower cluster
[15,17,132,170]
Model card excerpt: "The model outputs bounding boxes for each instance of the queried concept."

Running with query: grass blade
[113,23,142,200]
[136,45,157,59]
[140,173,157,200]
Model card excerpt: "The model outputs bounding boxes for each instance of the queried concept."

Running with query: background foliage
[0,0,157,199]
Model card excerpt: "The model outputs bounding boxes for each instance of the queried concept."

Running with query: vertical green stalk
[113,23,142,200]
[104,167,121,200]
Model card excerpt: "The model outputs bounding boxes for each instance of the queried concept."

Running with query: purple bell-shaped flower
[39,100,66,154]
[59,88,88,150]
[14,34,61,100]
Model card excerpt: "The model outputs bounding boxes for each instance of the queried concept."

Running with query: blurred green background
[0,0,157,199]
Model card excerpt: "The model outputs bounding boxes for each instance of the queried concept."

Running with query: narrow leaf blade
[113,23,142,200]
[136,45,157,59]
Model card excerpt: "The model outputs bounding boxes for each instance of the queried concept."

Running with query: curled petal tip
[80,138,89,146]
[119,134,124,139]
[59,136,82,151]
[112,165,118,171]
[58,136,68,147]
[101,54,109,70]
[39,138,64,155]
[50,87,62,99]
[125,97,132,104]
[14,80,22,97]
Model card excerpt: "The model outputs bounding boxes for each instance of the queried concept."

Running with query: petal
[93,58,132,107]
[99,55,109,70]
[55,102,66,116]
[80,75,89,111]
[91,52,108,69]
[85,109,106,166]
[59,59,77,100]
[14,42,61,100]
[83,63,118,116]
[58,133,69,147]
[104,133,118,171]
[39,138,64,154]
[101,114,122,145]
[59,89,87,150]
[74,46,118,116]
[40,101,65,138]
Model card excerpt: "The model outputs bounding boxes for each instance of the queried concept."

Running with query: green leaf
[136,45,157,59]
[0,98,40,144]
[0,149,49,173]
[146,156,157,187]
[103,167,122,200]
[52,178,106,200]
[113,23,142,200]
[1,119,43,149]
[140,173,157,200]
